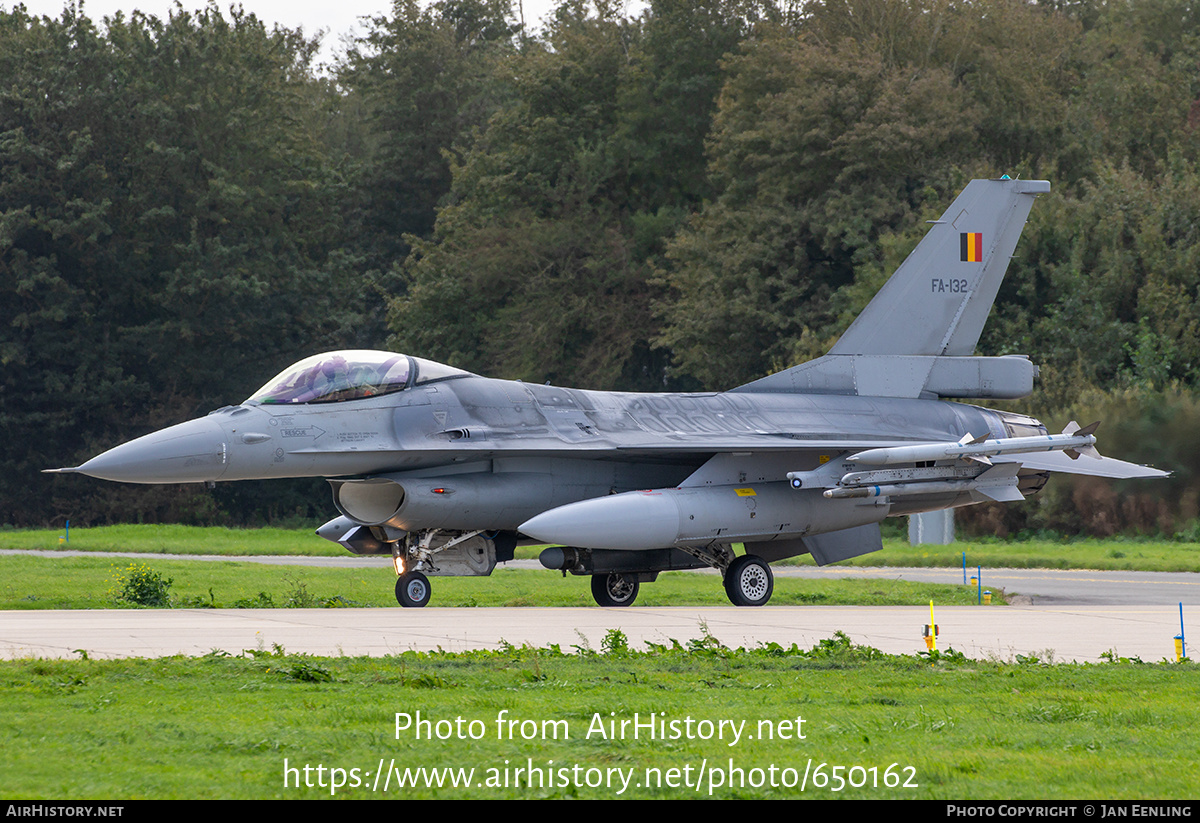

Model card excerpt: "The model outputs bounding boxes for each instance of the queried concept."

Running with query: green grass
[5,524,1199,571]
[2,525,1191,800]
[823,536,1200,572]
[0,555,1001,610]
[0,523,343,555]
[0,635,1194,799]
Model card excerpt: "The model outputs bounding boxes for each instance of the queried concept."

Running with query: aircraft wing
[614,438,1168,480]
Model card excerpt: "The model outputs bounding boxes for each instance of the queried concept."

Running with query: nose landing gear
[395,571,431,608]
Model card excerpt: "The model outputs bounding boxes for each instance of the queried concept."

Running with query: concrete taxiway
[0,604,1188,663]
[1,552,1193,662]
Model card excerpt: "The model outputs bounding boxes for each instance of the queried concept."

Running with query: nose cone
[73,417,229,484]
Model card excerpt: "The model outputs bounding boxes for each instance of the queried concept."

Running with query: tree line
[3,0,1199,535]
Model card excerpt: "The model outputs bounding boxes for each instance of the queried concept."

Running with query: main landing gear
[723,554,773,607]
[689,545,775,607]
[591,572,640,607]
[584,553,775,607]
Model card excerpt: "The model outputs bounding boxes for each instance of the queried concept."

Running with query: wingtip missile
[847,426,1100,467]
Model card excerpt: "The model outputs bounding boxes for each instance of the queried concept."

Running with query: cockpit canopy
[247,350,470,405]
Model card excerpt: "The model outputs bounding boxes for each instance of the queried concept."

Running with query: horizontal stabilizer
[991,450,1169,479]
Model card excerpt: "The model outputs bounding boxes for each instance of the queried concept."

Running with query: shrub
[112,563,173,607]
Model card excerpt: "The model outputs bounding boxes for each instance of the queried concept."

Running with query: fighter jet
[48,178,1167,608]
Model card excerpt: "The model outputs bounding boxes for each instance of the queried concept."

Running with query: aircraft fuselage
[73,371,1020,490]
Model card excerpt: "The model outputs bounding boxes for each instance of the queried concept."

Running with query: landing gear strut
[389,529,500,607]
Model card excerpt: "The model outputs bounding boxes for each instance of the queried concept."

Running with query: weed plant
[109,563,173,606]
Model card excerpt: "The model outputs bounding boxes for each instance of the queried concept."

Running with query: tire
[395,571,431,608]
[724,555,773,607]
[591,573,639,607]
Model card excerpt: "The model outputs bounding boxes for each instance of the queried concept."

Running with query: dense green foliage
[0,4,358,524]
[5,0,1200,534]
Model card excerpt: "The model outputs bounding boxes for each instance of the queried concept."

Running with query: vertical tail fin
[830,177,1049,357]
[732,178,1048,398]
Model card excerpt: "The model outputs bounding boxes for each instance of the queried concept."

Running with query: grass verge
[787,537,1200,572]
[0,524,341,555]
[4,525,1200,571]
[0,632,1194,799]
[0,555,1002,609]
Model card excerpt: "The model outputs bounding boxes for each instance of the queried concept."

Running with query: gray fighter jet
[49,178,1167,608]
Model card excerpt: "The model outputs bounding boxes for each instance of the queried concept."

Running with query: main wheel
[591,573,640,607]
[724,555,773,607]
[395,571,431,608]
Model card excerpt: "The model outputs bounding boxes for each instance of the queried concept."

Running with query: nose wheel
[395,571,431,608]
[724,555,773,607]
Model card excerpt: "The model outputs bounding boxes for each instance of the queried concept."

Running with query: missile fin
[975,484,1025,503]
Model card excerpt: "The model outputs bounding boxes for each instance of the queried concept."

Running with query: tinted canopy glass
[248,351,412,404]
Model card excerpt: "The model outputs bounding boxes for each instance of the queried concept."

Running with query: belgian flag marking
[960,232,983,262]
